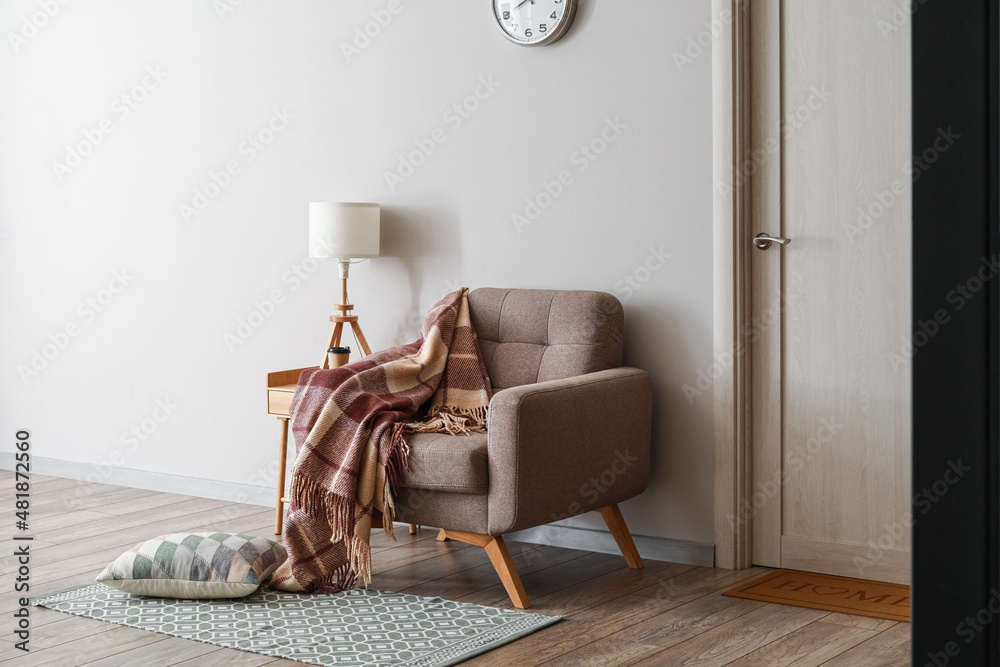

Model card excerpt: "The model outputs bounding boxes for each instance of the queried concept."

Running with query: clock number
[494,0,573,45]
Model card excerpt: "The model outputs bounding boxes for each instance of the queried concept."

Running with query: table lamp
[309,202,380,368]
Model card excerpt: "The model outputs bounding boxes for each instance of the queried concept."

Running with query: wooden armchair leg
[598,504,644,570]
[408,524,418,534]
[484,536,531,610]
[438,530,531,609]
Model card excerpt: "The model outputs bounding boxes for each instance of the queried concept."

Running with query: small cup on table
[327,346,351,368]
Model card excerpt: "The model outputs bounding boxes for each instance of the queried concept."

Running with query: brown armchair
[394,288,653,609]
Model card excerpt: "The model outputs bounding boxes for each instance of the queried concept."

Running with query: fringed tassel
[382,422,410,493]
[326,497,357,546]
[290,474,358,548]
[381,477,396,542]
[408,405,489,435]
[292,474,347,519]
[347,532,373,587]
[377,422,411,544]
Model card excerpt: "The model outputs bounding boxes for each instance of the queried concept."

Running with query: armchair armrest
[486,367,653,535]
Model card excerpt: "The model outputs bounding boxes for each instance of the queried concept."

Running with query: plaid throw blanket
[270,288,492,593]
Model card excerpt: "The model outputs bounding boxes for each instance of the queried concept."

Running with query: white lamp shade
[309,202,380,259]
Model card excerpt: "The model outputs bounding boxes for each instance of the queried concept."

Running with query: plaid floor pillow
[97,532,287,599]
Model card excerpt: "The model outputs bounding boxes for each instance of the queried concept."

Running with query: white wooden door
[750,0,912,584]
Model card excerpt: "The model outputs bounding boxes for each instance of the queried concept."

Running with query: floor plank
[630,604,829,665]
[170,648,281,666]
[821,613,899,632]
[16,613,118,650]
[817,623,912,667]
[31,485,161,512]
[82,635,221,666]
[721,620,879,667]
[0,625,167,665]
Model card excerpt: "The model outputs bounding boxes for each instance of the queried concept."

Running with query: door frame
[711,0,755,570]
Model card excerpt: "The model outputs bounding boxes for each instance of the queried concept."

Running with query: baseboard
[507,523,715,568]
[0,453,275,508]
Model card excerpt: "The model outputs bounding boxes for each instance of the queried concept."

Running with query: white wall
[0,0,715,545]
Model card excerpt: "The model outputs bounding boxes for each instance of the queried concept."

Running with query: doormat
[34,585,562,667]
[722,569,910,622]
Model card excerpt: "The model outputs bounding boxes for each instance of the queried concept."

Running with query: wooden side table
[266,367,313,535]
[266,366,419,536]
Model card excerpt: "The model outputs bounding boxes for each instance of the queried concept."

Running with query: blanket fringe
[377,422,410,544]
[290,474,356,544]
[381,480,396,542]
[408,405,488,435]
[348,532,372,587]
[383,422,410,496]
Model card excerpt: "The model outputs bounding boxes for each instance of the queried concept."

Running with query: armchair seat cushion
[400,433,489,495]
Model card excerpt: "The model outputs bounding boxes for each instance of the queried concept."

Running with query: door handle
[753,233,791,250]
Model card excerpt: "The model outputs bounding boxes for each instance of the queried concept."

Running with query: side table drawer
[267,389,294,417]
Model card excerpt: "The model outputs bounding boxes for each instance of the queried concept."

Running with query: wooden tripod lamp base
[320,272,372,367]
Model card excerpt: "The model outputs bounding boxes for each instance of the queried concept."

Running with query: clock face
[492,0,577,47]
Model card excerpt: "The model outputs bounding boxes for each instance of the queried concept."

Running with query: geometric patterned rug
[34,585,562,666]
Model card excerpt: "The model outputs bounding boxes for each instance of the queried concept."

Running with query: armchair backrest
[468,288,625,392]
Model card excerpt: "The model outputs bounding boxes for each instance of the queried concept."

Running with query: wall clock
[492,0,577,47]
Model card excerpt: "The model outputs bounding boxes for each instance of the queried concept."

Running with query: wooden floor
[0,473,911,666]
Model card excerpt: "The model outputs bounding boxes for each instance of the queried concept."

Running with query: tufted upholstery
[468,288,625,391]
